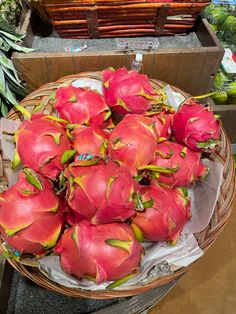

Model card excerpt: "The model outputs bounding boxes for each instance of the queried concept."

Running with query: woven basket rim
[0,71,235,299]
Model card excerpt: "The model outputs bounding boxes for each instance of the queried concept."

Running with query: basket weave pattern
[0,72,235,299]
[34,0,210,38]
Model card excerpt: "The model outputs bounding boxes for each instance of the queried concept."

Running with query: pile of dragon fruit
[0,67,221,288]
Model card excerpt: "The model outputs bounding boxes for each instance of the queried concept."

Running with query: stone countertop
[32,33,202,53]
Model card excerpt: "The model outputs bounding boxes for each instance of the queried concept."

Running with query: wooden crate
[212,104,236,144]
[12,8,224,96]
[34,0,210,39]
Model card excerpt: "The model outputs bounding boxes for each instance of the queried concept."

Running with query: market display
[0,67,221,289]
[204,2,236,105]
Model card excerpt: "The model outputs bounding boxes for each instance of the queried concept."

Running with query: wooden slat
[45,55,76,83]
[151,51,184,88]
[174,50,207,95]
[212,103,236,143]
[196,49,223,95]
[12,54,48,92]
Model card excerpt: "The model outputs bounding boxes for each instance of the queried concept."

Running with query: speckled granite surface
[32,33,202,53]
[6,271,121,314]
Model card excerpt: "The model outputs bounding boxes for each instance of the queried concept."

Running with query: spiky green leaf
[12,149,21,169]
[23,169,43,190]
[105,239,132,253]
[0,30,25,42]
[3,36,34,53]
[130,223,144,243]
[61,150,76,164]
[107,273,137,290]
[142,198,154,209]
[45,132,62,145]
[139,164,179,173]
[14,104,31,119]
[0,99,9,116]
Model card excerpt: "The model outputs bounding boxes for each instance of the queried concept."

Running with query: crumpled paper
[39,234,203,291]
[183,159,223,234]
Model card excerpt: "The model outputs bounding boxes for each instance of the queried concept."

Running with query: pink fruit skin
[72,125,109,157]
[0,171,64,255]
[55,85,111,129]
[150,141,208,187]
[16,114,71,180]
[172,101,220,152]
[103,67,159,115]
[108,114,158,175]
[54,221,142,284]
[149,112,174,140]
[132,182,190,242]
[64,159,136,224]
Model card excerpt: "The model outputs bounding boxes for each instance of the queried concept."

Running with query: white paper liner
[39,234,203,291]
[163,85,186,110]
[72,78,103,95]
[183,159,223,234]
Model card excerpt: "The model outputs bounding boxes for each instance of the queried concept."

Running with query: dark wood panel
[45,55,76,83]
[174,51,207,95]
[212,104,236,143]
[151,51,182,87]
[12,54,48,92]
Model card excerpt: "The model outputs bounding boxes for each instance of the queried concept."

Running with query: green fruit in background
[219,16,236,41]
[210,6,228,26]
[209,23,218,33]
[226,81,236,104]
[213,71,228,89]
[203,3,215,19]
[212,91,228,105]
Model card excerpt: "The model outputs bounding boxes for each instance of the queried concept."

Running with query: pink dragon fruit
[140,141,208,188]
[103,67,166,115]
[55,220,143,285]
[172,101,220,152]
[108,114,158,175]
[0,169,64,255]
[147,111,174,140]
[132,182,190,243]
[13,114,72,180]
[71,125,109,157]
[54,85,111,129]
[64,158,136,224]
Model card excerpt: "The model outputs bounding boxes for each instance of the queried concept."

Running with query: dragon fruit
[147,111,174,140]
[132,182,190,243]
[0,169,64,255]
[14,114,72,180]
[55,220,143,285]
[103,67,166,115]
[140,141,208,188]
[54,85,111,128]
[172,101,220,152]
[71,125,109,157]
[108,114,158,176]
[64,158,136,224]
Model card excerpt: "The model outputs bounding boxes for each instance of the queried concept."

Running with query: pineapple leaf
[3,36,34,53]
[0,30,25,42]
[0,98,9,116]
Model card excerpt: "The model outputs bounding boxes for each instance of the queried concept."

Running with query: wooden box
[212,104,236,144]
[12,8,224,96]
[33,0,210,39]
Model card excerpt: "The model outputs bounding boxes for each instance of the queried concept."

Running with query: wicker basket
[30,0,210,38]
[0,71,235,299]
